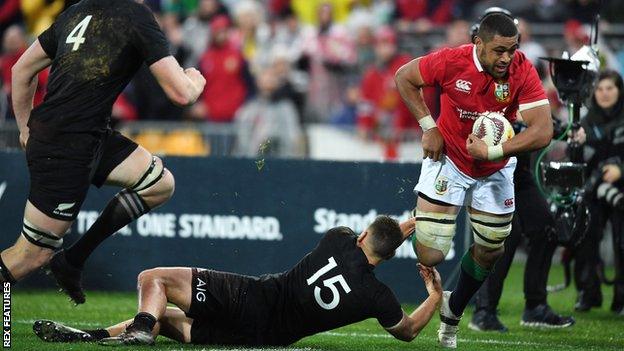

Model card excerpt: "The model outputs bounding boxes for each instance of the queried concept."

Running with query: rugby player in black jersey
[1,0,205,304]
[33,216,443,346]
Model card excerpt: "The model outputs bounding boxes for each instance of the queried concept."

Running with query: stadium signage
[1,154,465,302]
[76,211,283,241]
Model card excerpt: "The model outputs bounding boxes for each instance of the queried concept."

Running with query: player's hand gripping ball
[472,112,515,146]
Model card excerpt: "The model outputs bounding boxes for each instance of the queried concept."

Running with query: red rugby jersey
[418,44,548,177]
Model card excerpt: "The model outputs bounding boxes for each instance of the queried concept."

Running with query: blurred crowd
[1,0,624,158]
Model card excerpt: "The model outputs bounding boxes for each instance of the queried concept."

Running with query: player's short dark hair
[477,13,518,42]
[367,215,403,260]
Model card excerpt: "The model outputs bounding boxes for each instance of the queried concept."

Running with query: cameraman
[570,70,624,314]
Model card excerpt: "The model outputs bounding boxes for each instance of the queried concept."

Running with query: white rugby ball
[472,112,515,146]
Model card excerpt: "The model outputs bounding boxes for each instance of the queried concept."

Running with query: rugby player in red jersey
[395,13,553,348]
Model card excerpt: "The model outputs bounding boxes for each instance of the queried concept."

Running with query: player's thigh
[89,131,153,189]
[415,156,471,212]
[23,200,73,238]
[158,307,193,343]
[470,157,516,214]
[103,146,153,188]
[413,166,462,259]
[141,267,193,312]
[25,136,96,222]
[468,162,515,256]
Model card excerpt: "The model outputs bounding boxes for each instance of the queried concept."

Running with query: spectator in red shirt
[191,15,253,123]
[394,0,455,32]
[357,26,414,140]
[0,25,48,116]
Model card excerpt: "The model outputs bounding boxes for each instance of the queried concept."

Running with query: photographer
[570,70,624,314]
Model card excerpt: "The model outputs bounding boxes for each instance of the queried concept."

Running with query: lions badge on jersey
[494,81,510,103]
[434,176,449,195]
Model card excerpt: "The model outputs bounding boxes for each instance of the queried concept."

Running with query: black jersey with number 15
[29,0,170,143]
[259,227,404,345]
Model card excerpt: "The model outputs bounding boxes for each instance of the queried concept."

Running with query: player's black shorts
[26,130,138,221]
[187,268,277,346]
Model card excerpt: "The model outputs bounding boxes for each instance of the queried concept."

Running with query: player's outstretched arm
[384,264,442,342]
[149,56,206,107]
[11,40,52,149]
[395,58,444,161]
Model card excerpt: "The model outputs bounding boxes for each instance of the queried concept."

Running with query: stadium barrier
[0,151,467,303]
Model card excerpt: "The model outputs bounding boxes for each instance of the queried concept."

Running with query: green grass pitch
[8,264,623,350]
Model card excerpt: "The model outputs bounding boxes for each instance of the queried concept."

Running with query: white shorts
[414,155,517,215]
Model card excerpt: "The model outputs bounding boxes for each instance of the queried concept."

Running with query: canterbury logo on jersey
[455,79,472,93]
[53,202,76,217]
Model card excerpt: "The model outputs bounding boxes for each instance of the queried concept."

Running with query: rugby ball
[472,112,515,146]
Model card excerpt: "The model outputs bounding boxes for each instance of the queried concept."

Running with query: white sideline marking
[18,320,565,348]
[17,319,105,328]
[166,349,315,351]
[321,331,563,347]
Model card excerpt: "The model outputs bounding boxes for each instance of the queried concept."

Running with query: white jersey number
[306,257,352,310]
[66,15,93,51]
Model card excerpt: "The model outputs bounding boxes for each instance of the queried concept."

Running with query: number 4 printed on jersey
[66,15,93,51]
[306,257,352,310]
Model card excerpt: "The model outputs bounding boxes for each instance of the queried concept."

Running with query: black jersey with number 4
[259,226,403,345]
[30,0,170,142]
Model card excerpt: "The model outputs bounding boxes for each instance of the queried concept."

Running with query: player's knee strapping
[413,209,457,256]
[470,213,513,249]
[131,156,165,193]
[21,219,63,250]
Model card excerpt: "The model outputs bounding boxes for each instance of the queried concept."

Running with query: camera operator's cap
[564,19,590,45]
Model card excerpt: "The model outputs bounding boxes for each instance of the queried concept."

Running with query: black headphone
[470,7,520,44]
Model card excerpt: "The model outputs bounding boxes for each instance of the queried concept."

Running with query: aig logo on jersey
[455,80,472,94]
[494,82,510,103]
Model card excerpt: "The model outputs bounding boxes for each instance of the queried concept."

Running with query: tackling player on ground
[395,13,552,348]
[0,0,206,304]
[33,216,443,347]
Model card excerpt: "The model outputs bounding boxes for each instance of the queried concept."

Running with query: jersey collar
[472,44,484,72]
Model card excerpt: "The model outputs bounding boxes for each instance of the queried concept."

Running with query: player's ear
[474,36,483,48]
[357,230,368,244]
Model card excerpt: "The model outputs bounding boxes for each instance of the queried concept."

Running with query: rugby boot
[99,323,155,346]
[438,291,461,348]
[33,320,94,342]
[468,308,508,332]
[49,249,86,304]
[521,304,575,328]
